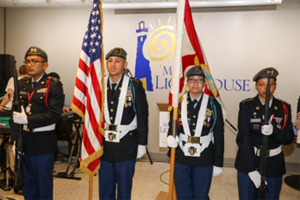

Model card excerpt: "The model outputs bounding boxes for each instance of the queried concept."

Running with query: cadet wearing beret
[234,67,294,199]
[98,47,149,200]
[13,46,64,199]
[166,65,224,200]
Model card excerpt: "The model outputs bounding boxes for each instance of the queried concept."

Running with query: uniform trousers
[22,153,54,200]
[98,159,136,200]
[237,171,282,200]
[174,162,213,200]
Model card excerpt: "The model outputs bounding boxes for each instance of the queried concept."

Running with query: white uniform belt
[180,132,212,144]
[24,124,56,133]
[105,120,137,139]
[254,145,282,157]
[179,132,212,154]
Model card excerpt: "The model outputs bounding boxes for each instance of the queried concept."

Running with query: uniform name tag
[20,91,27,95]
[184,143,201,157]
[250,118,261,123]
[105,130,120,143]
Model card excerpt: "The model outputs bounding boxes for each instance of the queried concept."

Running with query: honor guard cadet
[98,47,149,200]
[234,67,294,200]
[13,46,64,199]
[167,65,224,200]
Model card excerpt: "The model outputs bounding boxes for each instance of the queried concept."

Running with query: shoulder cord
[281,101,288,130]
[45,79,51,107]
[209,97,217,132]
[129,79,136,113]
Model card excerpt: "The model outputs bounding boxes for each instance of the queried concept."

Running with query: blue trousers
[174,162,213,200]
[237,171,282,200]
[22,153,54,200]
[98,159,136,200]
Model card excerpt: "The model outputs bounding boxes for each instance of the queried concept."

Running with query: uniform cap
[105,47,127,60]
[252,67,279,82]
[186,65,204,77]
[25,46,48,61]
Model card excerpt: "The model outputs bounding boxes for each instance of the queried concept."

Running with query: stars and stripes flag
[169,0,226,116]
[71,0,104,176]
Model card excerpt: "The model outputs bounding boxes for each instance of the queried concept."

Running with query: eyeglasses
[23,60,45,66]
[187,78,204,84]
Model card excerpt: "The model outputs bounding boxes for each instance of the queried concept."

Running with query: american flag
[71,0,104,175]
[169,0,226,116]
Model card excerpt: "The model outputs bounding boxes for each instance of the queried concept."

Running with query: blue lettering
[224,79,234,91]
[243,79,250,91]
[234,79,242,91]
[155,75,164,89]
[163,66,172,75]
[214,79,223,90]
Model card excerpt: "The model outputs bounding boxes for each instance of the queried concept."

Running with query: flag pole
[89,176,93,200]
[169,0,186,199]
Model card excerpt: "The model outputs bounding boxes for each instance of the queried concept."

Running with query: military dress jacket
[168,93,224,167]
[101,74,149,162]
[18,74,64,156]
[234,95,294,177]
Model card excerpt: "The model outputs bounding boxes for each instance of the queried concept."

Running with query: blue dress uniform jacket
[101,75,148,162]
[235,95,294,177]
[168,93,224,167]
[18,74,64,156]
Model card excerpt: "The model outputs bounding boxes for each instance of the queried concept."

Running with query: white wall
[3,0,300,165]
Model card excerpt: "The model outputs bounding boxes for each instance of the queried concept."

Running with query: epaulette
[130,77,139,83]
[20,76,30,81]
[277,98,290,105]
[241,98,254,103]
[47,76,59,82]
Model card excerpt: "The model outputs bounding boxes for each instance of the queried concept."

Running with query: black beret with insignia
[186,65,204,77]
[105,47,127,60]
[252,67,279,82]
[25,46,48,61]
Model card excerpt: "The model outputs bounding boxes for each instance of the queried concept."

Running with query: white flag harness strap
[104,75,137,141]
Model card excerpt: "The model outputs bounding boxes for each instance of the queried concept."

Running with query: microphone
[124,68,133,77]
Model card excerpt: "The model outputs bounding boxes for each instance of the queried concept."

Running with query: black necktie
[111,83,117,95]
[32,82,37,89]
[192,99,198,108]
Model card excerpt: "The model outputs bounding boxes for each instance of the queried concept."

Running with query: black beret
[186,65,204,77]
[105,47,127,60]
[25,46,48,61]
[253,67,279,82]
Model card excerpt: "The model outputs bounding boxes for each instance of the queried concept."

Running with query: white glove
[212,166,223,177]
[136,145,146,159]
[248,171,261,188]
[261,123,273,136]
[13,106,28,124]
[167,135,179,148]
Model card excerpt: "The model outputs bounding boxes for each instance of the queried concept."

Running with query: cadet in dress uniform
[98,47,148,200]
[235,67,294,200]
[167,65,224,200]
[13,46,64,200]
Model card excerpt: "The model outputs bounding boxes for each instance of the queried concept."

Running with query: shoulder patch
[277,98,290,105]
[242,98,254,103]
[20,76,30,81]
[130,77,139,83]
[47,76,59,82]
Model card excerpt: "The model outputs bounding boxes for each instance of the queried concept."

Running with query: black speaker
[0,54,15,97]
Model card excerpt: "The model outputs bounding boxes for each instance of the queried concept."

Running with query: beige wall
[3,1,300,166]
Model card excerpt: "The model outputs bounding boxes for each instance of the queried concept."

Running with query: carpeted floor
[1,158,300,200]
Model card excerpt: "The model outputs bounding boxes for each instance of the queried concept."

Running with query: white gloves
[136,145,146,159]
[167,135,179,148]
[248,171,264,188]
[13,106,28,124]
[212,166,223,177]
[261,123,273,136]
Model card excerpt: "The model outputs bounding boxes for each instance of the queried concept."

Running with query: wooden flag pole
[89,176,93,200]
[168,107,178,200]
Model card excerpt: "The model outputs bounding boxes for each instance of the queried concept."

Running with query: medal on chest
[26,91,35,114]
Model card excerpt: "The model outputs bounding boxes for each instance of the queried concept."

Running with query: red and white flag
[71,0,105,176]
[169,0,226,116]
